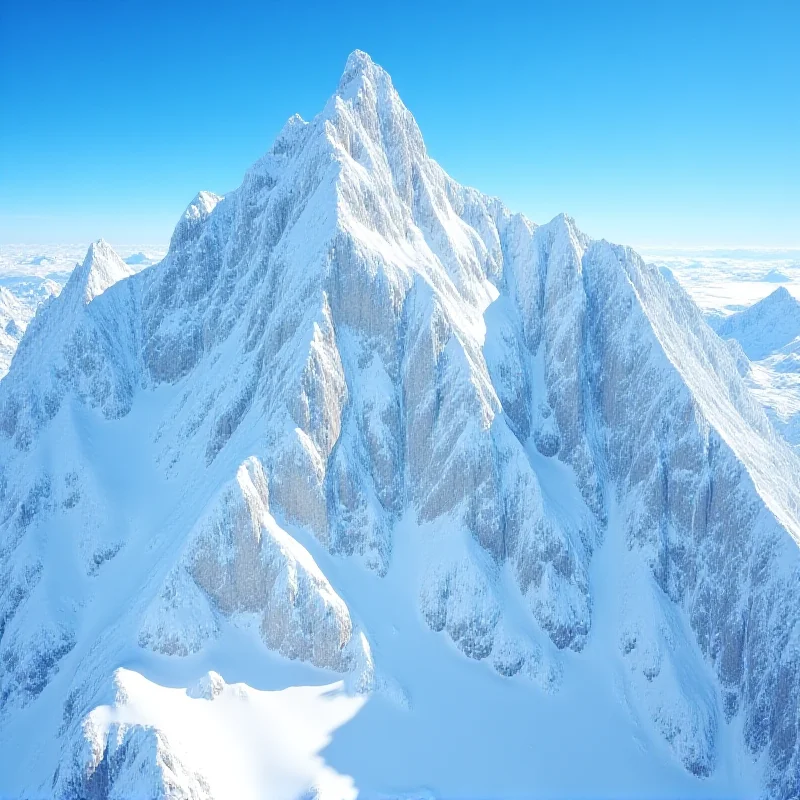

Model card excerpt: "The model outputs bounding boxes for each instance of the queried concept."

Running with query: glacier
[0,50,799,800]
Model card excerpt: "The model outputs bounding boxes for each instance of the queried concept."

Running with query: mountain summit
[0,52,799,800]
[717,285,800,360]
[62,239,135,305]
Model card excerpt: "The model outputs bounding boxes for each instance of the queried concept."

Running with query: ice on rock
[1,50,800,800]
[59,671,214,800]
[68,722,213,800]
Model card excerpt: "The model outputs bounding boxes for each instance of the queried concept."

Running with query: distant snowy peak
[763,268,791,283]
[717,286,800,360]
[716,287,800,446]
[754,285,792,306]
[1,238,139,420]
[274,112,307,144]
[61,239,135,305]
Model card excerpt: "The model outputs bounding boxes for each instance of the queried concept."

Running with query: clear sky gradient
[1,0,798,247]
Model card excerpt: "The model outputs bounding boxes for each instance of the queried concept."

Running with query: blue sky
[1,0,798,247]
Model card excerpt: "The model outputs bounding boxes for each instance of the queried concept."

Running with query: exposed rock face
[0,51,799,799]
[141,456,372,677]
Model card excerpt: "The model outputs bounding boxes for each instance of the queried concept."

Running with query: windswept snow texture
[1,52,800,800]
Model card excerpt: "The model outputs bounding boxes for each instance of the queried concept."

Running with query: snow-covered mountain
[715,287,800,445]
[0,244,165,385]
[643,247,800,324]
[0,285,32,379]
[0,279,57,380]
[717,286,800,361]
[1,51,800,800]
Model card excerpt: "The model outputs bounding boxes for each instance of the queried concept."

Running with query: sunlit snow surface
[0,243,166,278]
[5,246,799,442]
[642,247,800,321]
[0,246,795,793]
[1,55,799,798]
[0,244,166,377]
[643,248,800,445]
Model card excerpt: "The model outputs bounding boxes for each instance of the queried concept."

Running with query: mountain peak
[336,49,391,100]
[3,51,800,800]
[717,285,800,360]
[184,190,222,220]
[87,237,111,258]
[169,191,223,250]
[764,285,793,303]
[63,239,135,304]
[345,48,372,69]
[341,49,376,80]
[739,285,798,316]
[268,113,308,157]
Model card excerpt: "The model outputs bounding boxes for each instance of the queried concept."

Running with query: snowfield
[0,52,799,800]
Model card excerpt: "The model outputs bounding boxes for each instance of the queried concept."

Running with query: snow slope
[714,287,800,445]
[0,243,166,383]
[0,243,167,281]
[0,270,64,379]
[1,51,799,800]
[643,247,800,325]
[0,285,33,379]
[716,286,800,361]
